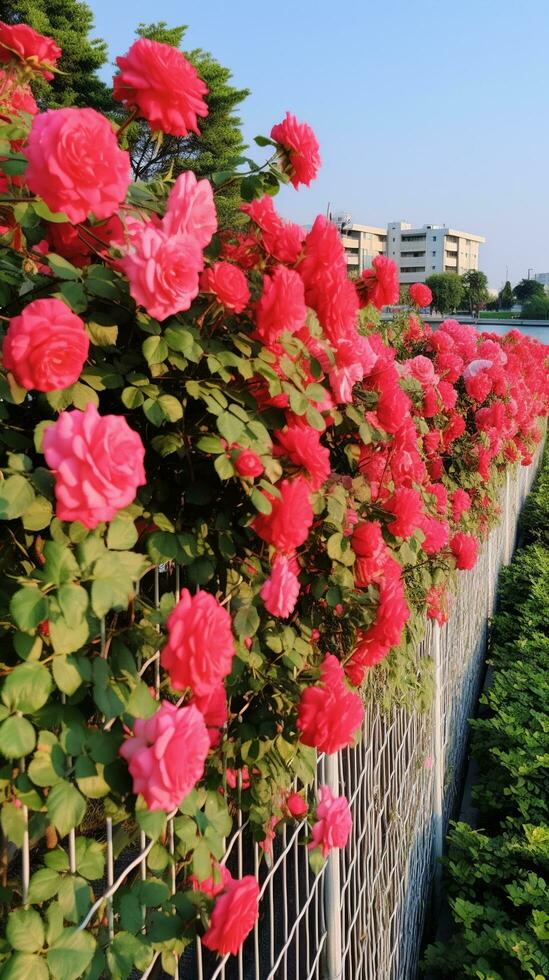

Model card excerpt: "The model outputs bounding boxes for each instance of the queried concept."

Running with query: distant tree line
[420,271,549,318]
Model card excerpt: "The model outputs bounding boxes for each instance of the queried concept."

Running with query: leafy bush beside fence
[424,447,549,979]
[0,18,547,978]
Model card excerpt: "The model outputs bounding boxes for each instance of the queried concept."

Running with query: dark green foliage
[461,269,489,316]
[522,294,549,320]
[514,278,545,304]
[424,447,549,978]
[498,280,515,310]
[0,0,112,110]
[425,272,464,314]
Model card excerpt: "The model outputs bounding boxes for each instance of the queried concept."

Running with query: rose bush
[0,19,547,975]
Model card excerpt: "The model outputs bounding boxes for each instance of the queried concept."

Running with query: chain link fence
[9,457,540,980]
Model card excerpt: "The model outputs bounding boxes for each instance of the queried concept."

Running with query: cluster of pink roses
[0,18,548,964]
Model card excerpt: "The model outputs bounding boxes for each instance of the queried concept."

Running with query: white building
[386,222,485,284]
[534,273,549,287]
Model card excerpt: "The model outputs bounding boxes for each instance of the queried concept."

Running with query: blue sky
[89,0,549,289]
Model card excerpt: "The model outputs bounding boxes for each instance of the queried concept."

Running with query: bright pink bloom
[435,351,464,384]
[308,785,352,857]
[298,217,347,296]
[191,864,232,898]
[406,355,438,387]
[297,654,364,754]
[420,516,449,555]
[270,111,321,188]
[120,224,203,320]
[202,876,260,956]
[43,404,145,528]
[3,298,88,391]
[252,477,313,553]
[226,767,251,791]
[200,261,249,313]
[114,38,208,137]
[189,684,227,748]
[260,554,300,618]
[162,171,217,249]
[426,482,448,516]
[255,266,307,346]
[119,701,209,811]
[161,589,235,696]
[385,487,424,539]
[408,282,432,307]
[286,792,308,818]
[0,21,60,78]
[352,521,387,587]
[25,108,131,224]
[274,424,330,491]
[234,448,264,478]
[426,585,449,626]
[242,195,305,263]
[451,488,472,523]
[450,532,479,570]
[358,256,400,309]
[0,68,37,115]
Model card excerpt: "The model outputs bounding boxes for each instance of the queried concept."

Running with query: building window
[433,236,437,241]
[432,251,436,256]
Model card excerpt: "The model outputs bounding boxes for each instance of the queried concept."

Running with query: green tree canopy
[498,280,514,310]
[521,294,549,320]
[121,22,250,226]
[0,0,112,110]
[425,272,463,314]
[514,278,545,303]
[461,269,489,316]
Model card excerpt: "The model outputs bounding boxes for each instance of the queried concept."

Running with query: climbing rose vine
[0,19,547,975]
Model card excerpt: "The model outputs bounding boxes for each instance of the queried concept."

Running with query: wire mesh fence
[9,456,541,980]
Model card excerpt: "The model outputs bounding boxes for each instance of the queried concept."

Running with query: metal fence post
[323,752,343,980]
[432,622,444,905]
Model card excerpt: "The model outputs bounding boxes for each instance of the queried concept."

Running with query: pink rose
[270,112,321,188]
[450,532,479,570]
[234,447,264,478]
[119,701,209,812]
[252,477,313,554]
[114,38,208,138]
[202,875,260,956]
[406,354,438,387]
[2,298,89,391]
[200,261,250,313]
[191,863,232,898]
[189,683,227,748]
[160,588,235,696]
[286,792,308,818]
[260,554,300,618]
[162,171,217,249]
[255,266,307,346]
[408,282,432,307]
[308,785,352,857]
[25,108,131,224]
[274,423,330,491]
[42,403,146,529]
[120,224,203,321]
[297,655,364,754]
[0,21,61,79]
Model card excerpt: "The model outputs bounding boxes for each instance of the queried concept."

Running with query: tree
[522,295,549,320]
[461,270,489,316]
[0,0,112,110]
[514,278,545,304]
[498,280,514,310]
[425,272,463,314]
[122,22,250,226]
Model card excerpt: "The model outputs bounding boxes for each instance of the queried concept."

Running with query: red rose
[200,261,250,313]
[419,516,449,555]
[234,447,264,478]
[160,589,235,696]
[2,298,89,392]
[357,256,400,310]
[0,21,60,79]
[308,785,352,857]
[113,38,208,137]
[120,224,203,321]
[408,282,432,307]
[202,875,260,956]
[26,108,131,224]
[42,404,146,529]
[119,701,209,812]
[451,488,471,523]
[450,532,478,570]
[286,792,308,818]
[270,111,321,188]
[274,423,330,491]
[385,487,424,539]
[297,654,364,754]
[255,266,307,346]
[252,477,313,553]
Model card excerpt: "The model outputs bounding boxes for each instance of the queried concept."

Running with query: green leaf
[233,605,260,637]
[2,662,53,713]
[56,282,87,314]
[217,411,245,443]
[10,586,48,631]
[0,474,35,520]
[47,928,96,980]
[254,134,276,147]
[85,265,120,300]
[0,953,49,979]
[107,515,138,550]
[250,487,272,515]
[1,801,27,846]
[74,838,105,880]
[52,655,90,696]
[0,715,36,758]
[91,554,135,617]
[214,453,235,480]
[22,496,53,531]
[142,336,168,365]
[46,780,86,836]
[86,317,118,347]
[121,386,144,409]
[57,584,89,628]
[28,732,66,787]
[6,909,45,953]
[142,398,164,427]
[196,435,225,454]
[136,803,166,841]
[157,394,183,422]
[75,756,110,799]
[33,199,68,223]
[49,614,89,656]
[47,254,80,280]
[27,867,61,903]
[106,932,147,978]
[42,541,79,586]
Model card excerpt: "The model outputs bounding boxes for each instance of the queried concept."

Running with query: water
[475,322,549,344]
